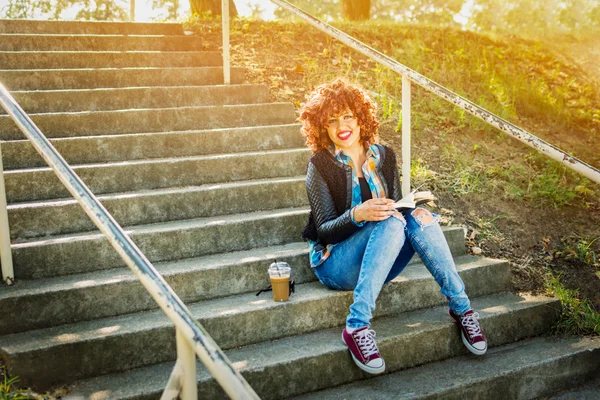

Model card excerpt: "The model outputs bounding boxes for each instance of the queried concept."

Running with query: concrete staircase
[0,19,598,400]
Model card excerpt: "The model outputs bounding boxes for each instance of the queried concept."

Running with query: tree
[189,0,237,17]
[1,0,128,20]
[469,0,600,35]
[73,0,128,21]
[371,0,464,26]
[342,0,370,21]
[151,0,180,21]
[273,0,341,21]
[1,0,52,19]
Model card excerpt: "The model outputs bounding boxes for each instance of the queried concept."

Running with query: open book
[390,189,436,210]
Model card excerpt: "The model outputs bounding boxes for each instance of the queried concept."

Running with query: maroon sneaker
[449,309,487,355]
[341,326,385,374]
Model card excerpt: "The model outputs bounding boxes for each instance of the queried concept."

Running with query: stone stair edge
[8,83,268,94]
[9,175,307,208]
[0,278,524,354]
[1,252,502,337]
[60,292,560,399]
[2,278,523,390]
[0,101,295,117]
[0,32,194,38]
[7,175,308,239]
[2,253,498,304]
[0,66,236,72]
[6,147,309,174]
[0,66,245,91]
[0,19,182,26]
[0,241,312,299]
[292,336,600,400]
[10,207,467,246]
[0,100,294,140]
[2,125,304,171]
[2,123,301,147]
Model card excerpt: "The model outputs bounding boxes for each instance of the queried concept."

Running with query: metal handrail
[0,83,260,399]
[223,0,600,186]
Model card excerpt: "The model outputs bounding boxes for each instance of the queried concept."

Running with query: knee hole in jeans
[411,207,437,227]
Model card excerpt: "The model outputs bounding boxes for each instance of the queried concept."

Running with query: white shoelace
[354,329,379,358]
[461,312,482,338]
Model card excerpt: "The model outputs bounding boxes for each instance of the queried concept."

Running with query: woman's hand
[353,198,396,222]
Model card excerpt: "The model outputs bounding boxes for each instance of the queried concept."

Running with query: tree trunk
[342,0,370,21]
[189,0,237,17]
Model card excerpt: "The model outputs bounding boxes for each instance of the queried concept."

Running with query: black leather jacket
[301,144,401,246]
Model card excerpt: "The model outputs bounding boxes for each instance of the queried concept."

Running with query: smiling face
[324,109,361,152]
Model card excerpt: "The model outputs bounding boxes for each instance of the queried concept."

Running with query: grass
[545,272,600,336]
[0,367,29,400]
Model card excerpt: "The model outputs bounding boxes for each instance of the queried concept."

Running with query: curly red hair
[298,78,380,153]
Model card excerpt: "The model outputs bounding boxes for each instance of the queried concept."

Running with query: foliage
[557,235,600,268]
[545,271,600,335]
[0,0,128,20]
[0,0,51,19]
[0,368,29,400]
[469,0,600,36]
[150,0,180,21]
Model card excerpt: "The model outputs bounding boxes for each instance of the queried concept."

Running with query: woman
[299,78,487,375]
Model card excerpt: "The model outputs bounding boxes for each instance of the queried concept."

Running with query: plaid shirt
[308,144,390,268]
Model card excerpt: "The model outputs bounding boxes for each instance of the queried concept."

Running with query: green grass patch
[0,367,29,400]
[545,271,600,336]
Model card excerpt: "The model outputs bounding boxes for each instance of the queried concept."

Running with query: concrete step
[0,51,222,69]
[1,233,477,335]
[8,176,308,239]
[5,148,310,203]
[0,34,204,51]
[10,206,312,279]
[2,123,303,170]
[0,242,311,335]
[3,84,270,115]
[57,292,560,399]
[0,19,183,35]
[545,376,600,400]
[2,261,515,390]
[0,102,294,140]
[0,66,244,91]
[293,336,600,400]
[9,205,467,279]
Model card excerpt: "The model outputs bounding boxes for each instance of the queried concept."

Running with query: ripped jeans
[313,208,471,329]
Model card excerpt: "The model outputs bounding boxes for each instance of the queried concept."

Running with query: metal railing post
[222,0,231,84]
[177,328,198,400]
[402,75,411,197]
[0,141,14,285]
[130,0,135,21]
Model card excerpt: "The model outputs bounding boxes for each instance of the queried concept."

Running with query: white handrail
[267,0,600,185]
[222,0,231,84]
[0,140,13,285]
[0,83,260,400]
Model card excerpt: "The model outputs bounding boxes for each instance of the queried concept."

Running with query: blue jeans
[313,208,471,329]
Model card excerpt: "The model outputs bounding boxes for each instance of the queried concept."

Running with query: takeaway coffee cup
[268,262,291,302]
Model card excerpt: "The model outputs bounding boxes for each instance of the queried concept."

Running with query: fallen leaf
[292,65,304,73]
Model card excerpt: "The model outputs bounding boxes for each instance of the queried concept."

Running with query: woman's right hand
[353,198,396,222]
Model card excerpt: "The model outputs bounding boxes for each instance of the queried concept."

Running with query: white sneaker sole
[461,332,487,355]
[341,332,386,375]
